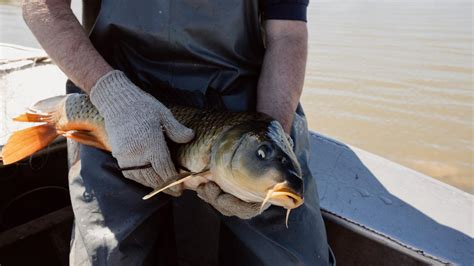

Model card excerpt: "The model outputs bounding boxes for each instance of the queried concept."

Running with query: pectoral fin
[142,170,210,200]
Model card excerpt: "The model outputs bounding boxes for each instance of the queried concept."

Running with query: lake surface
[0,0,472,193]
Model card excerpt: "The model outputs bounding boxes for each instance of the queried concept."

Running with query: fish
[0,94,304,225]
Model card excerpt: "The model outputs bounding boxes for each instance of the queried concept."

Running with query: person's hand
[90,70,194,194]
[196,182,270,219]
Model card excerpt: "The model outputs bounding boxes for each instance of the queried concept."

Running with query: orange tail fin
[13,113,52,123]
[1,124,58,165]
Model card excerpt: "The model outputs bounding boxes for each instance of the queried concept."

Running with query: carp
[1,94,304,225]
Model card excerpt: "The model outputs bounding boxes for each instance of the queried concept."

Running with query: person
[22,0,334,265]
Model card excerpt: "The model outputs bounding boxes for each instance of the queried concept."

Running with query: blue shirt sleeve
[262,0,309,22]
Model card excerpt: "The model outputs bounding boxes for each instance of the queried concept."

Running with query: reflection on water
[0,1,472,193]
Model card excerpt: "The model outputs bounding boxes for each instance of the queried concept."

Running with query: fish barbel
[1,94,304,224]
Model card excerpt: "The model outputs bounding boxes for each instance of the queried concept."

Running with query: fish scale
[2,93,304,220]
[61,94,271,173]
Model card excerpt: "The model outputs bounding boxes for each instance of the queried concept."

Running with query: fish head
[211,119,304,210]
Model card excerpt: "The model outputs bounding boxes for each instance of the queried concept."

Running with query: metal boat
[0,44,472,265]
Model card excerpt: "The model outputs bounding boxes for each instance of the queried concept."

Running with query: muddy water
[303,1,473,193]
[0,1,472,193]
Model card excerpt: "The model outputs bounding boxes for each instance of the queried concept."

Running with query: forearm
[22,0,112,92]
[256,21,308,133]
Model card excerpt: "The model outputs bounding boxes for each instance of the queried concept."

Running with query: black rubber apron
[90,0,264,112]
[68,0,333,265]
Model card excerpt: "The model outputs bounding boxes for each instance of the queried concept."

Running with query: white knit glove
[196,182,268,219]
[90,70,194,193]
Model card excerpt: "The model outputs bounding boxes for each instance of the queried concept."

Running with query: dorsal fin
[29,95,66,114]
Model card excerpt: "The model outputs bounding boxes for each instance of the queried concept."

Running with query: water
[0,1,472,193]
[303,1,473,193]
[0,3,39,48]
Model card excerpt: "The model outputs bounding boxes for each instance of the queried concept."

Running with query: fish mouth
[259,182,304,228]
[270,188,304,208]
[260,182,304,210]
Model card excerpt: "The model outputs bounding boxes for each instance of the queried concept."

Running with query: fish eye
[256,144,273,160]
